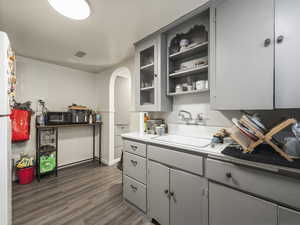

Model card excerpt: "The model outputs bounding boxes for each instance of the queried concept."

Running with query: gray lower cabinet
[148,160,170,225]
[209,182,277,225]
[123,176,146,212]
[147,160,208,225]
[123,152,146,184]
[206,158,300,210]
[170,169,208,225]
[278,206,300,225]
[123,140,147,212]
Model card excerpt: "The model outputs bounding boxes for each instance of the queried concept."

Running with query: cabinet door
[170,169,208,225]
[275,0,300,108]
[209,182,277,225]
[278,206,300,225]
[135,38,158,112]
[211,0,274,109]
[147,160,170,225]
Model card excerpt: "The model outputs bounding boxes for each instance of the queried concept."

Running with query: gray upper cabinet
[135,35,172,112]
[209,182,277,225]
[170,169,208,225]
[211,0,274,110]
[278,206,300,225]
[275,0,300,108]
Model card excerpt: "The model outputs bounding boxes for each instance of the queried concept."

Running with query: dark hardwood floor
[13,162,150,225]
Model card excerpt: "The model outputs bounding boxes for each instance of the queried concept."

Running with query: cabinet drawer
[148,145,203,176]
[124,176,146,212]
[124,140,146,157]
[124,152,146,184]
[206,159,300,209]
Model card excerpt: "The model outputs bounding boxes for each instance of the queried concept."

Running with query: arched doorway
[108,67,131,165]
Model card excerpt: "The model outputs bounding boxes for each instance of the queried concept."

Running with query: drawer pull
[170,191,177,202]
[164,189,172,199]
[130,145,138,151]
[202,188,209,198]
[130,184,138,192]
[226,172,232,178]
[130,160,138,166]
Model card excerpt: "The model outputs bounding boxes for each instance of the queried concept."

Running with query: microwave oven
[45,112,72,125]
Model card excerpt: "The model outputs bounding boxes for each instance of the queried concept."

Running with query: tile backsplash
[150,92,300,138]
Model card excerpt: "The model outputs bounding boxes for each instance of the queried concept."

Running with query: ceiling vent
[74,51,86,58]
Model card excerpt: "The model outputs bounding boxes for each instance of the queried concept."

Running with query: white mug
[196,80,205,90]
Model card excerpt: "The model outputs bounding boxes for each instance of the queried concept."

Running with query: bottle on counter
[36,99,46,126]
[144,113,149,133]
[95,111,101,122]
[89,113,93,124]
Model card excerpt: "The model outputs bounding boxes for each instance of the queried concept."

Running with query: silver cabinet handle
[277,35,284,44]
[202,188,209,198]
[164,189,171,199]
[130,184,138,192]
[130,160,138,166]
[264,38,271,47]
[226,172,232,178]
[130,145,138,151]
[169,191,177,202]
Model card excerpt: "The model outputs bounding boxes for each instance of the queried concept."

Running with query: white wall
[13,56,98,167]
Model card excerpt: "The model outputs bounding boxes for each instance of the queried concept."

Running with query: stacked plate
[232,114,268,142]
[232,118,258,141]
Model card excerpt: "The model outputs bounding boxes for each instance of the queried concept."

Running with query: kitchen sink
[152,135,211,148]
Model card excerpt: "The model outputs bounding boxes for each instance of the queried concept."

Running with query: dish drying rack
[227,116,297,162]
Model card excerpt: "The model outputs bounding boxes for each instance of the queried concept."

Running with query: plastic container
[17,167,34,185]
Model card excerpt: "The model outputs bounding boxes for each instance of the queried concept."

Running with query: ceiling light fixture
[48,0,90,20]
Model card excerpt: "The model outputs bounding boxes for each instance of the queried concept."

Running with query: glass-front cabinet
[135,35,172,112]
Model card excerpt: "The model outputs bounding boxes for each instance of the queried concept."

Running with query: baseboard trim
[109,158,121,166]
[57,157,116,169]
[58,158,94,169]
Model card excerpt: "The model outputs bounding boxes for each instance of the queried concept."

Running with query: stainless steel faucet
[178,110,204,125]
[178,110,193,124]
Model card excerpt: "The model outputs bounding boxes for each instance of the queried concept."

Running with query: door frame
[109,67,131,164]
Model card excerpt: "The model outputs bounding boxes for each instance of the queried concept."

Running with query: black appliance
[45,112,72,125]
[69,109,89,124]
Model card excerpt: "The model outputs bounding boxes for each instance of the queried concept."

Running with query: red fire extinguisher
[10,109,31,142]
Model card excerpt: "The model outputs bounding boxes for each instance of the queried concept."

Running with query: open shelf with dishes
[169,64,208,78]
[166,10,210,96]
[169,88,209,96]
[169,41,208,60]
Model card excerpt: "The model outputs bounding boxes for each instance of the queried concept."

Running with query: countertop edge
[121,133,300,178]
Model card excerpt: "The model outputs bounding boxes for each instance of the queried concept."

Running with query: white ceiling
[0,0,207,73]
